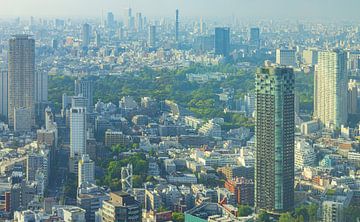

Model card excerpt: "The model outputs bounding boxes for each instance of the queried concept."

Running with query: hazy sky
[1,0,360,19]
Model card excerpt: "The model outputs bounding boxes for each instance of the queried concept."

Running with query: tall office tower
[70,107,87,159]
[35,71,48,103]
[75,78,94,112]
[255,66,295,214]
[314,50,348,128]
[175,9,179,42]
[0,69,8,118]
[215,27,230,58]
[95,31,101,47]
[82,23,91,47]
[107,12,115,28]
[8,35,35,129]
[148,25,156,48]
[276,48,297,67]
[249,27,260,48]
[78,154,95,187]
[136,13,143,32]
[348,80,358,114]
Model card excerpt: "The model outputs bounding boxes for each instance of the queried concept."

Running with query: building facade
[255,66,295,214]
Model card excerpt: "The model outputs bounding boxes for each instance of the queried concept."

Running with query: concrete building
[77,183,109,222]
[78,154,95,187]
[63,206,86,222]
[8,35,35,129]
[105,130,131,147]
[255,66,295,214]
[295,139,316,170]
[314,50,348,128]
[101,192,141,222]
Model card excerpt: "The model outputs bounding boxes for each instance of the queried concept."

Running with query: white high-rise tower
[314,50,348,128]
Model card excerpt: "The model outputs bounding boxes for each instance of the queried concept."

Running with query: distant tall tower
[255,65,295,214]
[314,50,348,128]
[95,31,101,47]
[75,77,94,113]
[175,9,179,42]
[215,27,230,58]
[148,25,156,47]
[136,13,143,32]
[8,35,35,129]
[0,68,8,118]
[82,23,91,47]
[35,70,48,103]
[249,27,260,48]
[70,107,87,159]
[107,12,115,28]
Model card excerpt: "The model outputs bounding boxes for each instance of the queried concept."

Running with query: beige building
[8,35,35,129]
[314,50,348,128]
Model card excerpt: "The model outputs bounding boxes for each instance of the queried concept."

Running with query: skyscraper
[8,35,35,129]
[35,70,48,103]
[107,12,114,29]
[136,12,143,32]
[148,25,156,48]
[214,27,230,58]
[82,23,91,47]
[70,107,87,159]
[249,27,260,48]
[0,68,8,119]
[175,9,179,42]
[75,77,94,113]
[314,50,348,128]
[255,65,295,214]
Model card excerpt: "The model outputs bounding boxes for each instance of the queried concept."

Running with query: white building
[70,107,87,158]
[295,139,316,170]
[198,119,222,139]
[78,154,95,187]
[314,50,348,128]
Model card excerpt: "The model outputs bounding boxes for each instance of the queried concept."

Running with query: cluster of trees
[98,151,149,190]
[278,204,318,222]
[49,64,254,121]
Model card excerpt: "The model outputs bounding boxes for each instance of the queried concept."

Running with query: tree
[256,211,271,222]
[172,212,185,222]
[238,205,253,217]
[279,213,296,222]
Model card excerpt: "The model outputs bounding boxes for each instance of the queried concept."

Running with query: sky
[1,0,360,20]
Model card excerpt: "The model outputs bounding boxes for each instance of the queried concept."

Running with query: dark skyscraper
[175,9,179,42]
[255,66,295,214]
[82,23,91,47]
[148,25,156,47]
[250,27,260,48]
[214,27,230,58]
[8,35,35,129]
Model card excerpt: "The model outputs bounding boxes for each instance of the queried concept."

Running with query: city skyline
[2,0,360,19]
